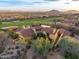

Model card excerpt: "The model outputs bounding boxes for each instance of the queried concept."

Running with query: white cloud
[0,0,79,11]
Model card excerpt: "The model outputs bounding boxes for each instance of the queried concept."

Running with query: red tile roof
[41,27,53,34]
[16,26,53,37]
[19,28,34,37]
[60,29,72,36]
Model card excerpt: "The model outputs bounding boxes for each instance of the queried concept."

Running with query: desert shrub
[31,37,53,58]
[8,29,19,39]
[32,31,49,40]
[18,36,28,45]
[0,46,5,54]
[59,36,79,59]
[18,35,31,49]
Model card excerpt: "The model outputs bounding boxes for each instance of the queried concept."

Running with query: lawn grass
[0,17,63,28]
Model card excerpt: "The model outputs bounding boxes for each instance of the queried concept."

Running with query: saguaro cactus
[47,28,64,48]
[52,29,64,48]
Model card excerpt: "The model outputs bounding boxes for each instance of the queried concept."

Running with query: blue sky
[0,0,79,11]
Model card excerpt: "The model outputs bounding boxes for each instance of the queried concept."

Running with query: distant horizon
[0,0,79,12]
[0,9,79,12]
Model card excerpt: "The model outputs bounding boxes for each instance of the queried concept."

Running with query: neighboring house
[64,19,76,25]
[0,17,16,22]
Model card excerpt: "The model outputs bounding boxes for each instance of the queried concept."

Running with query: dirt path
[47,52,65,59]
[26,48,65,59]
[26,48,34,59]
